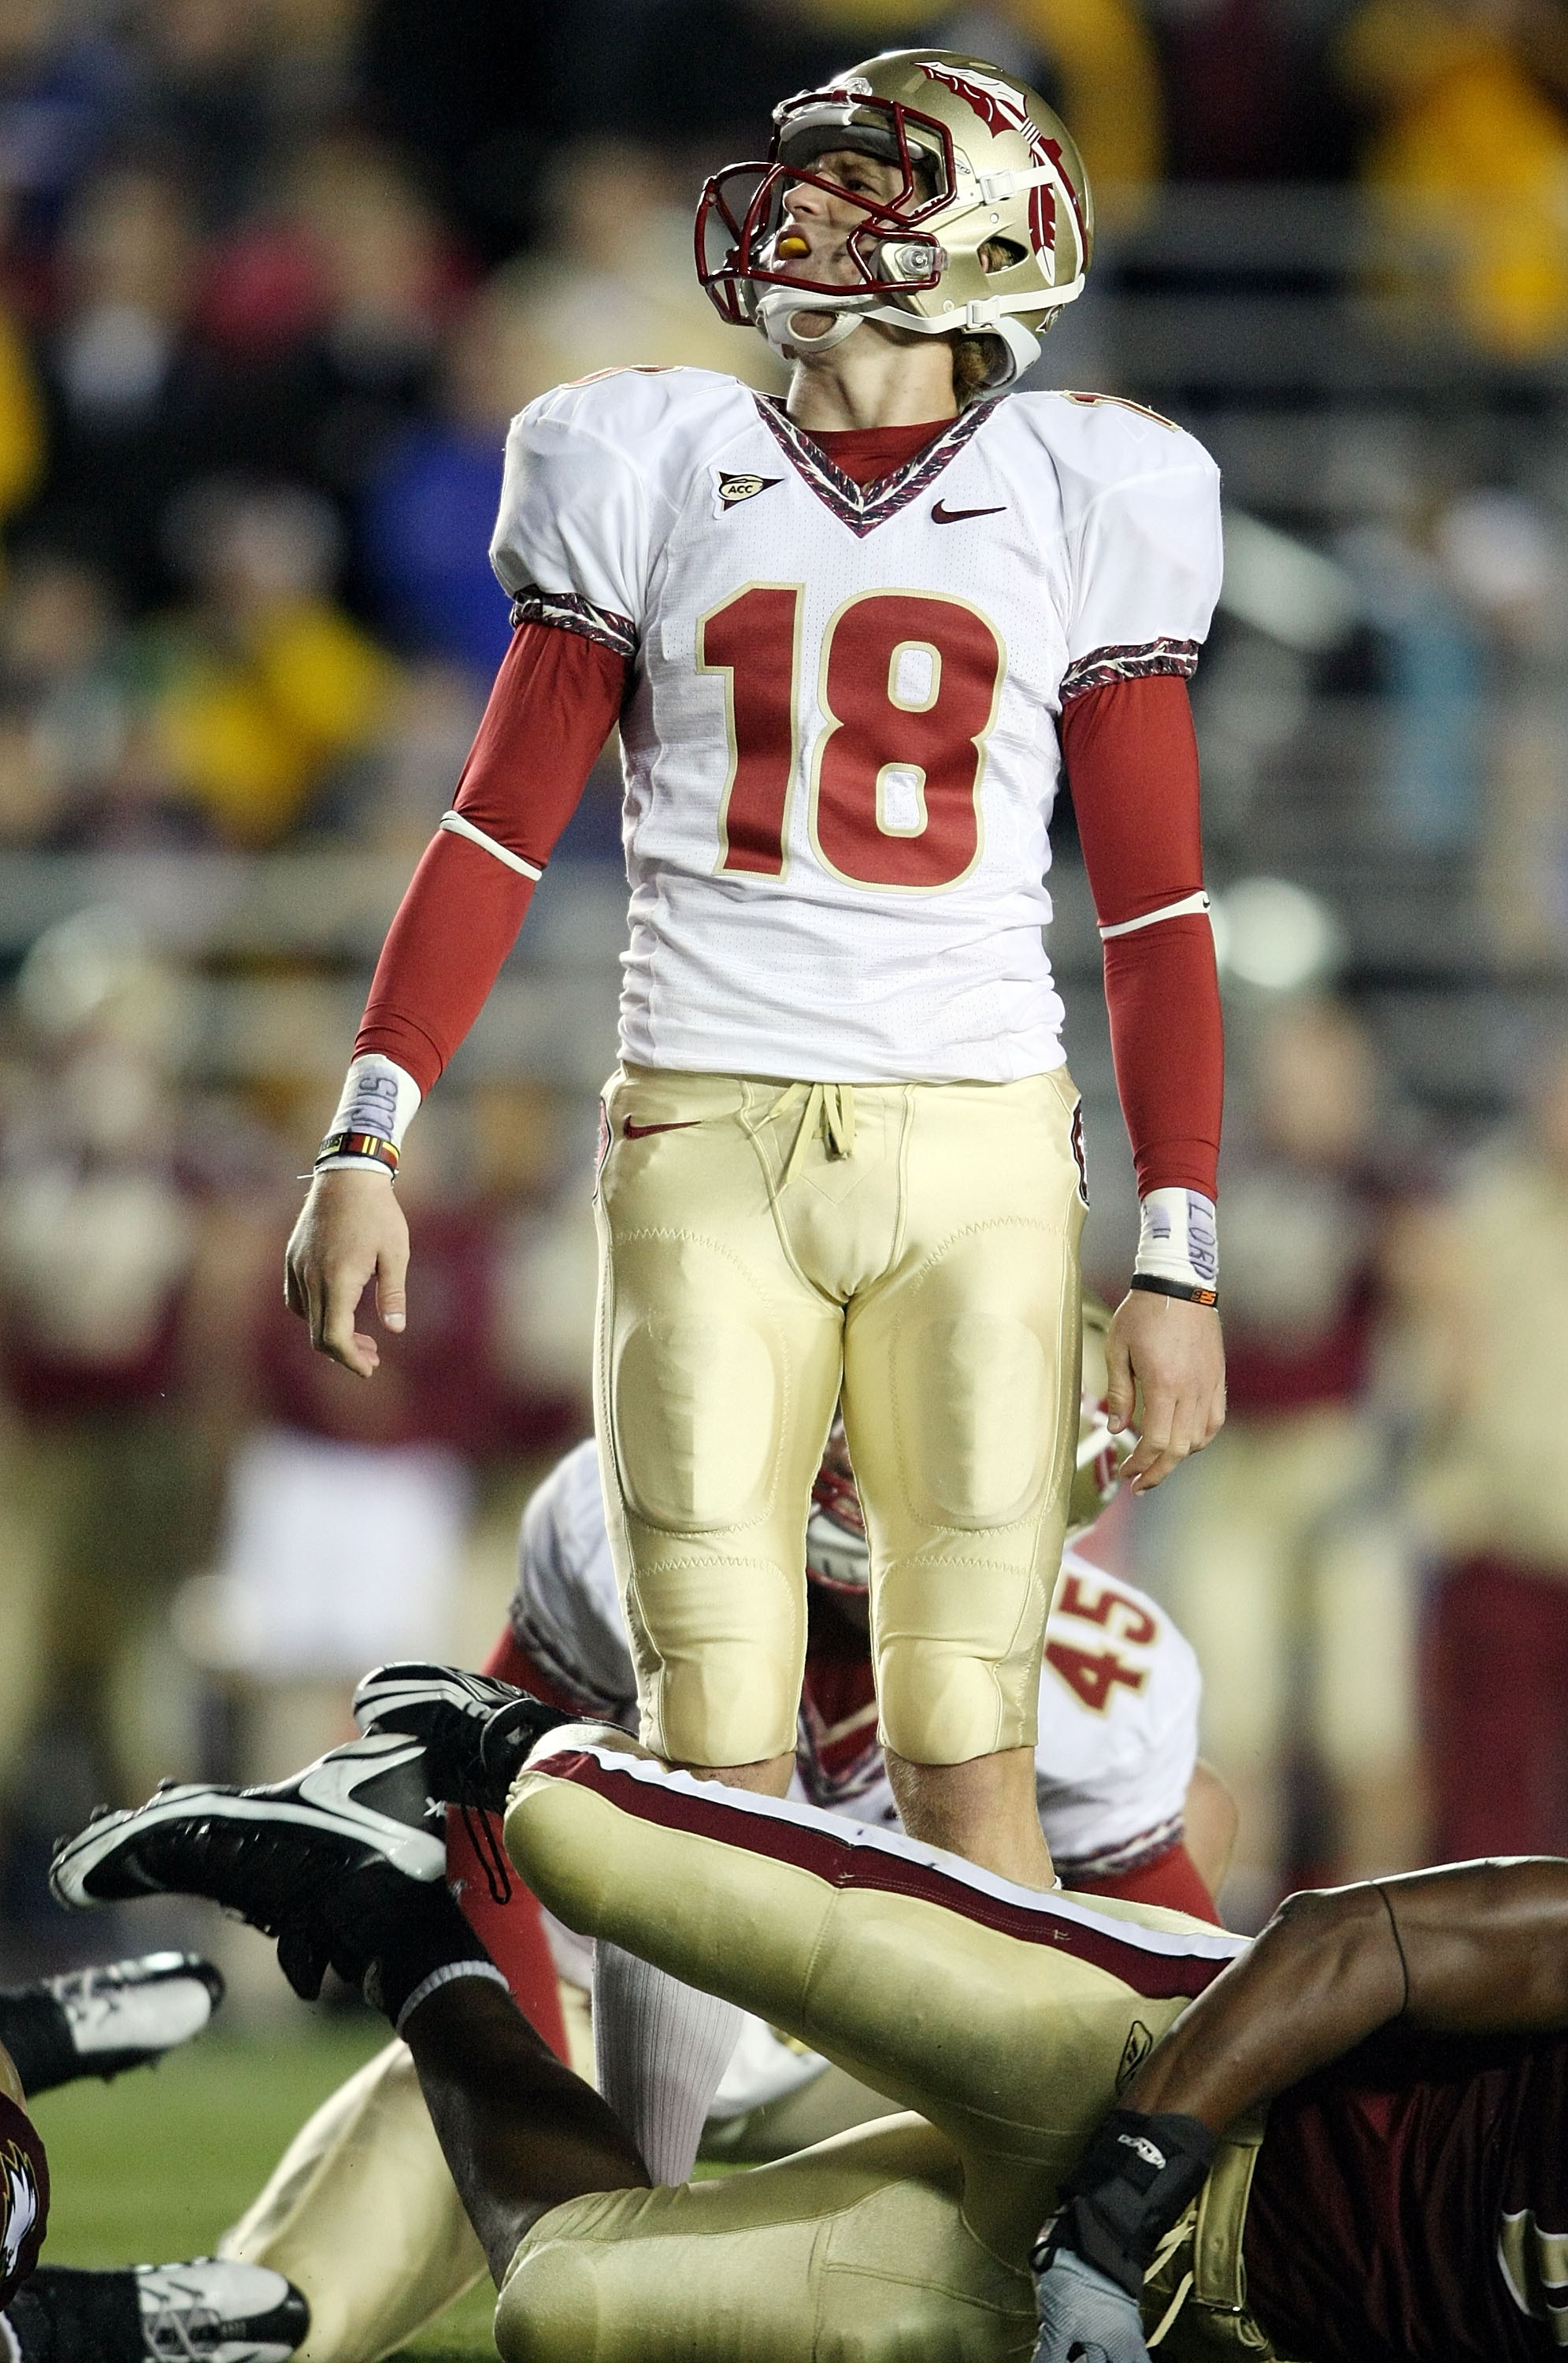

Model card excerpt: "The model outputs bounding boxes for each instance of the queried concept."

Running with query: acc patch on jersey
[714,469,782,514]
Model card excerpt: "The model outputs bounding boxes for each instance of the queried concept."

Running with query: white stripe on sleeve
[1098,890,1210,940]
[439,811,544,881]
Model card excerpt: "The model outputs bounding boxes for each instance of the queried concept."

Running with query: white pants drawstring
[780,1081,858,1186]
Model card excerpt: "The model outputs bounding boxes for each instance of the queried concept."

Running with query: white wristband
[1135,1187,1218,1296]
[317,1055,422,1174]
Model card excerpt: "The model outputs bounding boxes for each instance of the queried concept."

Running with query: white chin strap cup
[756,286,1047,388]
[978,313,1043,384]
[755,288,870,354]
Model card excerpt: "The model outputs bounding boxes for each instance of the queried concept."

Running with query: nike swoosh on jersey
[623,1118,699,1138]
[931,499,1007,524]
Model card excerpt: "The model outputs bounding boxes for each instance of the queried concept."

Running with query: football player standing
[287,57,1223,1917]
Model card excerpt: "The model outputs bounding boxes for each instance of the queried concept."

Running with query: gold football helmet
[696,49,1093,389]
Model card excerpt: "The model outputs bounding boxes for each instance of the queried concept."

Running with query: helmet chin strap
[755,287,1045,388]
[976,313,1042,384]
[755,288,870,354]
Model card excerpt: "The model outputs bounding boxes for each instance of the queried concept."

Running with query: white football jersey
[510,1437,1199,1876]
[491,368,1221,1085]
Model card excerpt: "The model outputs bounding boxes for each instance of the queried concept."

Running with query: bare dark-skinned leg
[402,1977,650,2283]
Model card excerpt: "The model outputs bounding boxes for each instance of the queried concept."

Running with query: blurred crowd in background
[0,0,1565,1983]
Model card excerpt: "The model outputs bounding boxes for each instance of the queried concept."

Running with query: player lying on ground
[60,1692,1568,2361]
[51,1716,1241,2363]
[289,43,1227,1897]
[0,1953,310,2363]
[1027,1856,1568,2363]
[207,1326,1234,2363]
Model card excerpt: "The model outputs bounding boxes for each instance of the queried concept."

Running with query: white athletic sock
[592,1941,743,2185]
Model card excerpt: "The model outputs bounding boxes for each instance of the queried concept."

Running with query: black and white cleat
[352,1661,574,1812]
[0,1955,224,2096]
[48,1736,447,1997]
[8,2260,309,2363]
[134,2264,308,2363]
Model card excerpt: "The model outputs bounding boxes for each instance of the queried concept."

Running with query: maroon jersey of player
[1244,2023,1568,2360]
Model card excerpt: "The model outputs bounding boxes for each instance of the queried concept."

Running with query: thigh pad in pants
[593,1067,843,1765]
[843,1069,1085,1763]
[495,2116,1033,2363]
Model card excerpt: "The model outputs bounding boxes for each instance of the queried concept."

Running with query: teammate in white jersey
[287,49,1226,1899]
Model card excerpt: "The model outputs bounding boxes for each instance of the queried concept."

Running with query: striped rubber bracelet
[316,1130,399,1176]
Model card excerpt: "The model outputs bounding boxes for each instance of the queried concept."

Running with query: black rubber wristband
[1129,1273,1218,1309]
[1032,2108,1218,2301]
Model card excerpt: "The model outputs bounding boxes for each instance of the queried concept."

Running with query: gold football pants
[495,1727,1246,2363]
[219,2038,486,2363]
[594,1063,1086,1766]
[214,2004,899,2363]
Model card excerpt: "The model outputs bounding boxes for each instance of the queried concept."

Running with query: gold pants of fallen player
[220,2039,486,2363]
[495,1727,1247,2363]
[594,1063,1086,1766]
[217,1998,898,2363]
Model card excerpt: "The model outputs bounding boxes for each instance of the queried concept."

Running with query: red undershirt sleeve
[1061,673,1223,1202]
[354,621,630,1094]
[1073,1840,1221,1924]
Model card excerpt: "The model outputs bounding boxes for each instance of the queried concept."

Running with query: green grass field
[28,2019,499,2362]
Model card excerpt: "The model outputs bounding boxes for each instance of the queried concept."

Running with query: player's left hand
[1105,1291,1225,1492]
[1032,2249,1152,2363]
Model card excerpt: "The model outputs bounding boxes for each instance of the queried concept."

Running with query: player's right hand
[284,1168,410,1378]
[1032,2250,1152,2363]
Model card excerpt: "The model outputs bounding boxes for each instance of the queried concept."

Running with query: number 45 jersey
[490,365,1222,1085]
